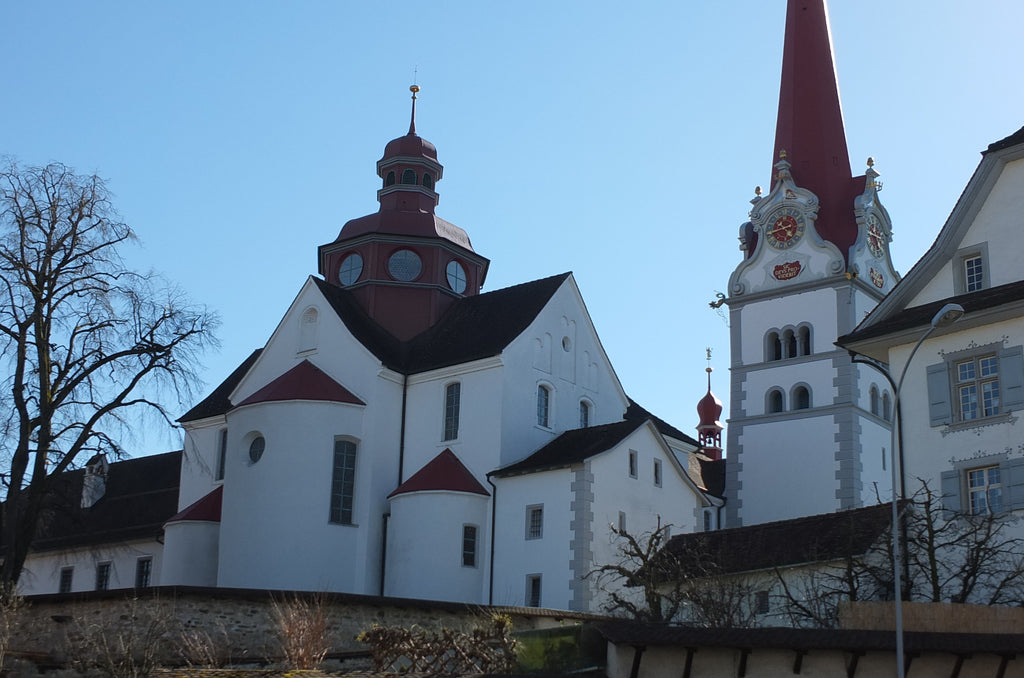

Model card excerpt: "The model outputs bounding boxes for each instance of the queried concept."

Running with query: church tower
[317,87,490,340]
[723,0,901,526]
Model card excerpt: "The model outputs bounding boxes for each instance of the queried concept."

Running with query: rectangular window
[444,383,461,441]
[135,557,152,588]
[215,429,227,481]
[628,450,638,478]
[968,466,1003,515]
[462,524,477,567]
[703,510,712,532]
[526,504,544,540]
[59,567,73,594]
[927,345,1023,428]
[653,458,662,487]
[964,255,984,292]
[579,401,589,428]
[95,562,111,591]
[526,574,542,607]
[754,590,770,614]
[956,355,1000,421]
[330,439,357,525]
[537,386,550,427]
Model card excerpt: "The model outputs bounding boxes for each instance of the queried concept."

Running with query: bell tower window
[384,171,396,187]
[422,172,433,189]
[401,169,417,184]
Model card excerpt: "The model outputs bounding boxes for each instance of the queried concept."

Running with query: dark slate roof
[10,451,182,553]
[236,359,365,407]
[178,349,262,422]
[595,619,1024,655]
[491,419,646,478]
[166,485,222,524]
[839,280,1024,346]
[312,277,407,371]
[625,398,700,447]
[698,458,726,498]
[659,503,894,575]
[388,449,489,498]
[986,125,1024,154]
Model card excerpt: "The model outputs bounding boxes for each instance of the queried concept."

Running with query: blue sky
[3,2,1023,455]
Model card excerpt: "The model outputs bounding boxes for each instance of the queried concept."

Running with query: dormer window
[401,169,417,184]
[953,244,990,295]
[965,256,984,292]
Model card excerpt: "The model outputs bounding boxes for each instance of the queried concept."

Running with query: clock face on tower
[764,207,805,250]
[866,214,885,258]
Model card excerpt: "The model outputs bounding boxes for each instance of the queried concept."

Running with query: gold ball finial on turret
[779,148,787,160]
[410,84,420,96]
[866,156,875,168]
[754,185,762,197]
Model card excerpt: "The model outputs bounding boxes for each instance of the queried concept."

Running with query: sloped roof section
[166,485,223,524]
[625,398,700,447]
[5,451,183,553]
[388,449,489,498]
[661,503,894,575]
[178,350,262,422]
[491,419,646,478]
[312,276,408,371]
[698,458,726,498]
[236,360,365,407]
[986,125,1024,154]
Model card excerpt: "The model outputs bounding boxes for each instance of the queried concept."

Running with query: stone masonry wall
[10,586,599,667]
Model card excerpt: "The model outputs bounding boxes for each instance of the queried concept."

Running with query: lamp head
[931,303,965,328]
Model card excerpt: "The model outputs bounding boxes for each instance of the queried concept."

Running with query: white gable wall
[19,539,162,596]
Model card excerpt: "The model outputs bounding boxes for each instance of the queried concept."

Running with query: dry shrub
[177,621,233,668]
[271,593,329,669]
[67,596,175,678]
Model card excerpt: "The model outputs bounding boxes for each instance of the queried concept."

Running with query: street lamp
[890,302,964,678]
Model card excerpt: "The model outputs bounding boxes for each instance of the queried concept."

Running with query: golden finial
[408,84,420,134]
[866,156,875,168]
[705,347,713,373]
[754,185,762,197]
[410,84,420,96]
[779,149,787,160]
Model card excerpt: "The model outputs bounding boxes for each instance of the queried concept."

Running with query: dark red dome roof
[383,132,437,162]
[697,388,723,428]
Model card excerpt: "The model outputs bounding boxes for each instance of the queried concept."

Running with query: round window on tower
[446,260,467,293]
[248,435,266,464]
[388,249,422,281]
[338,253,363,286]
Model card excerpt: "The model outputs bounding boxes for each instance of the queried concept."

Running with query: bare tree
[0,160,217,585]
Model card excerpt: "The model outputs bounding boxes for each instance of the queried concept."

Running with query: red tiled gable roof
[237,360,365,407]
[388,449,489,498]
[166,485,223,524]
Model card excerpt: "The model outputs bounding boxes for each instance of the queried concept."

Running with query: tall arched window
[766,331,782,362]
[869,386,880,416]
[579,401,590,428]
[882,393,892,422]
[798,326,811,356]
[384,171,396,187]
[299,307,318,353]
[401,169,417,184]
[422,172,433,189]
[537,385,551,427]
[793,385,811,410]
[767,389,785,414]
[783,329,797,359]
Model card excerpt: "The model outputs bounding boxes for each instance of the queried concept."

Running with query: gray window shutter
[927,362,952,426]
[940,470,961,514]
[999,345,1024,412]
[1001,457,1024,511]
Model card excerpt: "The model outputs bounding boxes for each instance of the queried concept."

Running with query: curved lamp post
[890,302,964,678]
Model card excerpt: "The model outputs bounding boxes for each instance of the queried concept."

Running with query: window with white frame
[537,385,551,428]
[579,401,590,428]
[135,557,152,588]
[767,388,785,414]
[792,385,811,410]
[968,466,1003,515]
[926,345,1023,427]
[59,567,73,594]
[329,439,357,525]
[443,382,461,441]
[95,562,111,591]
[526,574,542,607]
[628,450,638,478]
[526,504,543,540]
[653,458,662,487]
[462,524,478,567]
[953,243,990,295]
[964,256,984,292]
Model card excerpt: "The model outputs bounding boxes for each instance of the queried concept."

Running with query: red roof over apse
[388,449,490,498]
[237,360,365,407]
[165,485,223,524]
[774,0,863,261]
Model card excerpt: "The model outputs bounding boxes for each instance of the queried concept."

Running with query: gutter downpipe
[486,473,498,605]
[381,373,409,598]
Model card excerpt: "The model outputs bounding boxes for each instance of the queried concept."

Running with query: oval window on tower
[338,253,363,286]
[388,249,422,281]
[446,260,467,293]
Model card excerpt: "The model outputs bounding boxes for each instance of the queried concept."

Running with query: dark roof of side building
[838,279,1024,346]
[491,419,647,478]
[625,398,700,447]
[697,458,726,498]
[179,349,262,422]
[5,451,182,553]
[986,124,1024,154]
[658,503,894,575]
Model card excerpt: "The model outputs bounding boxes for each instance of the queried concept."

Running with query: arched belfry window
[798,326,811,356]
[870,386,880,416]
[384,171,396,187]
[767,389,785,414]
[401,169,417,185]
[766,331,782,362]
[793,385,811,410]
[783,329,797,359]
[882,392,892,422]
[422,172,433,189]
[299,307,318,353]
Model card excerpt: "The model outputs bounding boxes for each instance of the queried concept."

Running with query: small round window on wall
[446,260,467,293]
[388,249,422,281]
[248,435,265,464]
[338,253,363,286]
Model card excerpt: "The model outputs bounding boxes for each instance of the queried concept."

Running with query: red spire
[774,0,862,260]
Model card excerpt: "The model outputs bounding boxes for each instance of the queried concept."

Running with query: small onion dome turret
[697,367,724,429]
